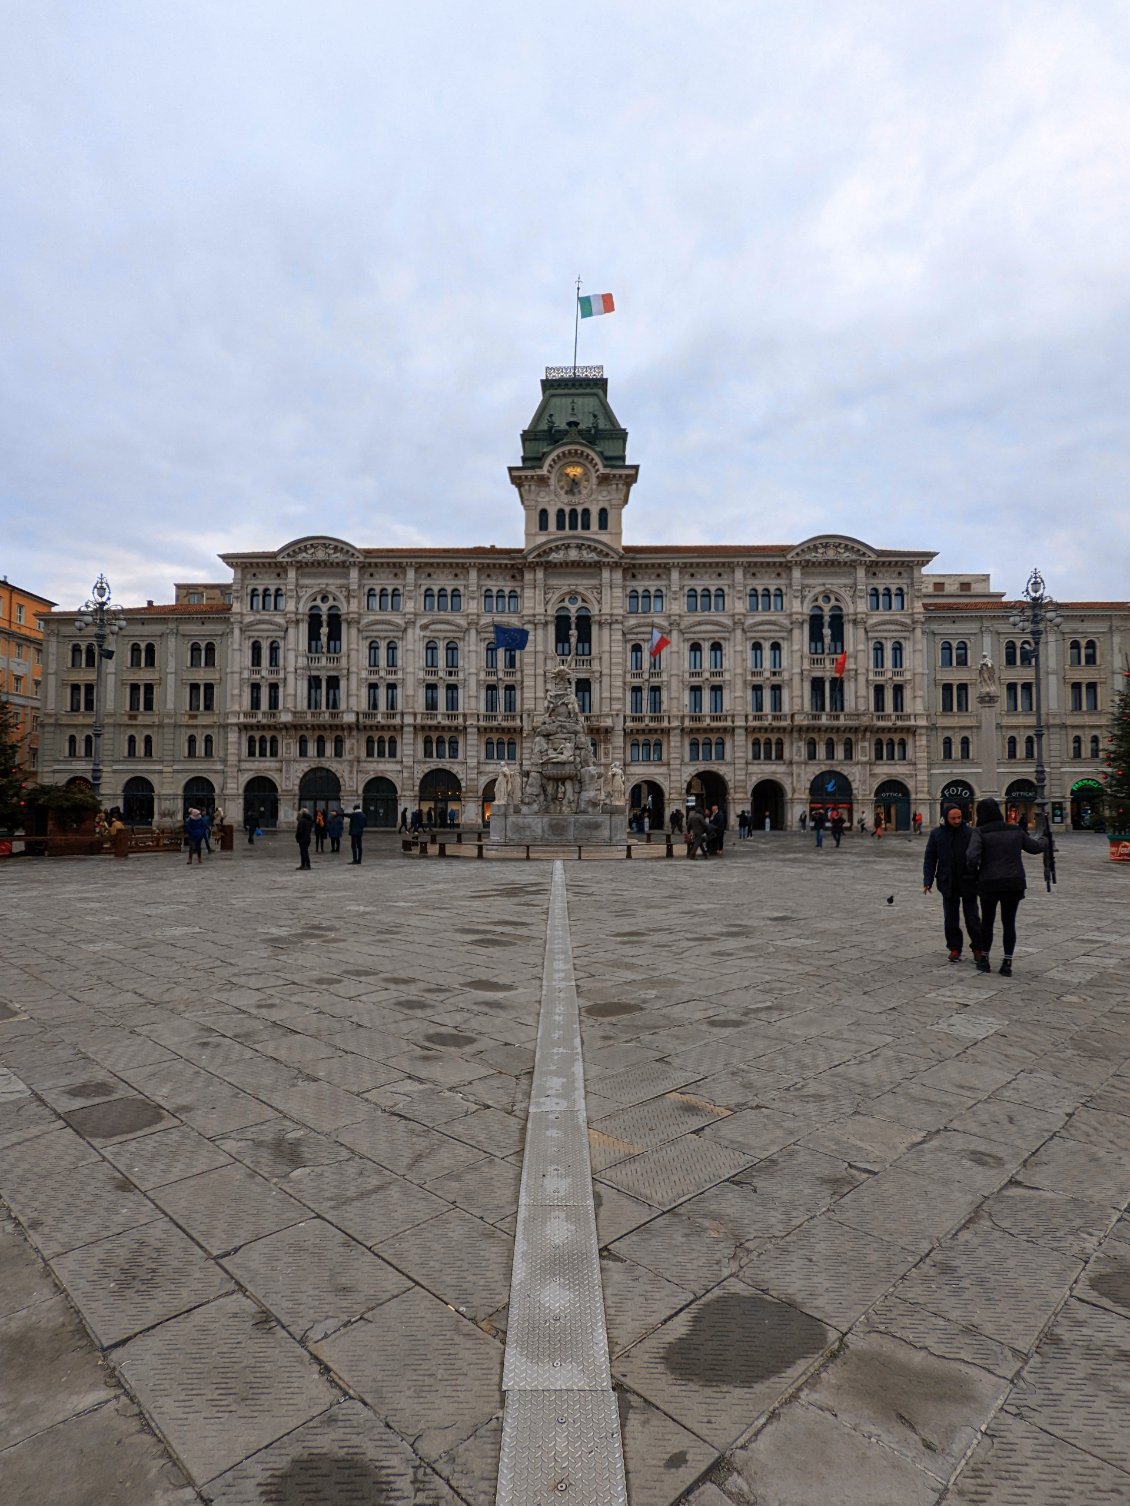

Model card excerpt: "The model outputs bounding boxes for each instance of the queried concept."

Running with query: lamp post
[1008,568,1064,832]
[75,575,124,802]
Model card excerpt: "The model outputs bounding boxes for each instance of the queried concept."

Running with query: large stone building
[1,577,55,773]
[38,369,1129,833]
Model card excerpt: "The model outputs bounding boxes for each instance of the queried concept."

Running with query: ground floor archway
[686,770,728,826]
[122,776,154,827]
[362,776,398,828]
[750,778,786,831]
[183,776,216,820]
[874,778,911,832]
[1004,778,1038,828]
[938,779,976,822]
[419,768,462,826]
[808,770,852,825]
[481,779,497,827]
[243,776,279,830]
[298,766,342,817]
[1070,777,1104,830]
[629,780,665,832]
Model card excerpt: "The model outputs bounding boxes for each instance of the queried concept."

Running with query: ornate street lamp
[1008,568,1064,831]
[74,575,124,801]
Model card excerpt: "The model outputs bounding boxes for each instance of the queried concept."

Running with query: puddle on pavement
[424,1032,479,1048]
[264,1451,400,1501]
[584,1001,642,1019]
[309,976,344,985]
[60,1080,121,1100]
[704,1018,745,1029]
[663,1291,827,1387]
[0,1003,17,1020]
[63,1097,166,1139]
[1091,1266,1130,1309]
[463,980,517,992]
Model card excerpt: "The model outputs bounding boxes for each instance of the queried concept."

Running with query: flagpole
[572,275,581,372]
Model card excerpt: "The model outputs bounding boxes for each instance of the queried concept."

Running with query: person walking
[348,804,367,864]
[923,803,984,964]
[686,806,711,859]
[967,798,1048,976]
[200,807,213,856]
[295,808,313,870]
[812,807,827,849]
[184,807,207,865]
[737,809,748,840]
[709,804,725,856]
[314,809,327,853]
[873,813,885,840]
[399,807,409,832]
[244,807,257,845]
[830,809,845,848]
[912,810,924,837]
[327,809,344,854]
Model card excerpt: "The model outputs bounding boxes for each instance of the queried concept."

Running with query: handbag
[255,826,263,837]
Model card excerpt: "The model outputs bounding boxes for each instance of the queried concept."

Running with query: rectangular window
[873,684,886,713]
[769,684,783,713]
[445,684,459,712]
[575,679,591,714]
[307,676,322,710]
[250,683,262,710]
[892,684,905,713]
[132,683,144,711]
[941,685,953,713]
[751,686,764,713]
[424,684,438,711]
[1086,683,1098,711]
[630,686,643,714]
[648,685,662,714]
[367,683,380,710]
[69,684,81,712]
[85,684,95,711]
[144,683,155,712]
[484,685,499,714]
[955,684,968,713]
[15,605,24,624]
[689,686,703,714]
[709,685,723,714]
[268,683,279,711]
[1020,684,1033,712]
[326,676,340,710]
[386,684,398,711]
[810,679,825,713]
[829,679,844,712]
[503,684,517,714]
[1070,682,1082,711]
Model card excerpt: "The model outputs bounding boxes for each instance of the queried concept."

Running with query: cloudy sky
[2,1,1128,609]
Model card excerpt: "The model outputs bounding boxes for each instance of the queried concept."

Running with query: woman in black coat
[966,799,1048,977]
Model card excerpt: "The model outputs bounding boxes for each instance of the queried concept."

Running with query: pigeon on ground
[886,895,894,904]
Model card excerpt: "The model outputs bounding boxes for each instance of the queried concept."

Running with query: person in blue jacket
[327,809,344,854]
[184,807,207,866]
[348,805,367,864]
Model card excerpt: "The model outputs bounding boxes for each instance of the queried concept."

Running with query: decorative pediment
[528,539,620,564]
[278,537,362,564]
[788,536,876,562]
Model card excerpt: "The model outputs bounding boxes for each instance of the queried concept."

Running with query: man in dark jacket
[967,798,1048,976]
[812,808,827,848]
[295,808,313,870]
[686,806,711,859]
[348,805,367,864]
[923,803,984,963]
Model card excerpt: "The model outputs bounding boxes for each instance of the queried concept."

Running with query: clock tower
[510,367,638,552]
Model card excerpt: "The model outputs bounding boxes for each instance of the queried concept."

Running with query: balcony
[359,711,400,723]
[302,653,343,669]
[241,710,281,722]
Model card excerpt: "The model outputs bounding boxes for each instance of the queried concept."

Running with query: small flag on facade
[493,624,530,651]
[578,292,615,319]
[834,650,848,678]
[650,628,671,658]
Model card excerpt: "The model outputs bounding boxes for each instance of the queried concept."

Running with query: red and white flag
[650,628,671,659]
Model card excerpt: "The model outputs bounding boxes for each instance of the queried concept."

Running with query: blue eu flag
[493,624,529,651]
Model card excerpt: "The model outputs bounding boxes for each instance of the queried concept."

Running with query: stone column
[978,689,1000,800]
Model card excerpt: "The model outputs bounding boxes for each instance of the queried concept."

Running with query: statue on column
[978,653,997,697]
[607,761,626,806]
[494,762,512,806]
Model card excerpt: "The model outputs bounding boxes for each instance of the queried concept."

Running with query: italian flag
[650,627,671,658]
[578,292,615,318]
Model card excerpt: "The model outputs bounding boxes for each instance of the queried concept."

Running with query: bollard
[419,840,428,856]
[625,843,632,859]
[577,845,583,861]
[665,837,674,859]
[438,842,447,858]
[476,839,484,859]
[525,844,531,860]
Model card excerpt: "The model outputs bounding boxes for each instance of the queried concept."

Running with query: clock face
[556,462,590,498]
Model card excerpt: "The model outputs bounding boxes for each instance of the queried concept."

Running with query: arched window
[307,607,323,654]
[366,736,376,757]
[250,589,260,611]
[271,589,282,610]
[1006,736,1017,759]
[872,642,885,670]
[689,642,703,670]
[824,737,835,760]
[773,588,784,611]
[630,740,640,763]
[268,640,281,668]
[315,734,326,758]
[596,507,607,530]
[760,588,772,612]
[507,591,519,613]
[627,590,639,613]
[575,608,592,656]
[451,589,462,611]
[445,641,459,669]
[258,735,268,757]
[129,643,142,667]
[1072,735,1082,758]
[709,641,723,670]
[689,739,700,760]
[884,738,895,760]
[568,508,578,531]
[67,733,77,756]
[247,735,256,757]
[714,738,725,759]
[425,640,439,668]
[874,739,885,761]
[367,588,378,609]
[250,640,262,668]
[630,643,643,671]
[868,588,880,610]
[891,640,904,668]
[424,736,434,757]
[334,735,344,758]
[652,738,662,760]
[204,642,216,667]
[942,736,953,760]
[955,641,969,667]
[538,508,549,531]
[581,509,591,530]
[204,734,214,757]
[803,738,816,761]
[378,588,390,611]
[1089,734,1099,757]
[1004,640,1018,666]
[843,736,854,760]
[940,641,953,667]
[485,589,496,612]
[556,508,566,530]
[808,609,825,654]
[436,588,449,612]
[769,641,783,669]
[383,640,396,668]
[187,734,198,758]
[390,588,402,611]
[828,608,844,654]
[189,641,202,667]
[1024,735,1035,759]
[774,738,784,760]
[881,588,893,611]
[700,739,712,761]
[505,737,515,759]
[894,589,905,610]
[751,738,762,761]
[686,589,698,612]
[640,589,652,613]
[70,643,83,668]
[1068,639,1081,665]
[127,734,137,758]
[750,641,763,670]
[959,736,970,759]
[298,735,308,757]
[368,639,380,667]
[485,738,495,760]
[423,588,436,611]
[325,609,342,654]
[714,589,725,611]
[1084,639,1097,665]
[896,738,907,759]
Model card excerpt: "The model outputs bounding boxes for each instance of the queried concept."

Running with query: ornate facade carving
[788,538,876,562]
[278,539,363,563]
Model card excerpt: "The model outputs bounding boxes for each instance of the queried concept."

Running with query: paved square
[1,831,1128,1503]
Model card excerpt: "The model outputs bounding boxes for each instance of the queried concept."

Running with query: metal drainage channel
[496,861,628,1506]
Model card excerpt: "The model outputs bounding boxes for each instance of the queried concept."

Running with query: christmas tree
[1103,667,1130,835]
[0,698,26,831]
